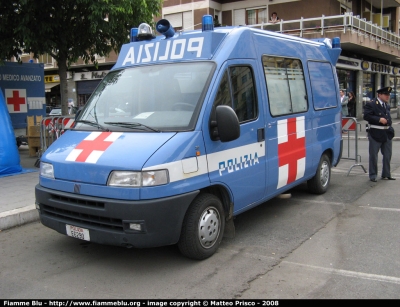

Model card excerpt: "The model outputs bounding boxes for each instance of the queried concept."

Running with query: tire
[307,154,331,194]
[178,193,225,260]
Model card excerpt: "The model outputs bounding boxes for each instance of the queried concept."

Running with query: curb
[0,205,39,231]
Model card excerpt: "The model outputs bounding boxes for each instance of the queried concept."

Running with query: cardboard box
[27,115,43,127]
[27,115,43,137]
[28,125,41,137]
[28,137,41,148]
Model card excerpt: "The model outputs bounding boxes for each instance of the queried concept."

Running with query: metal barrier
[250,12,400,49]
[38,116,75,158]
[341,117,367,176]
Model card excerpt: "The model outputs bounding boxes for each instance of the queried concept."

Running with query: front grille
[42,205,123,231]
[50,193,105,208]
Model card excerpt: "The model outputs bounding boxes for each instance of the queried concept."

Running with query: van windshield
[76,62,215,132]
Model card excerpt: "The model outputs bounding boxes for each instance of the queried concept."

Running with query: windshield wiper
[104,122,160,132]
[74,120,109,131]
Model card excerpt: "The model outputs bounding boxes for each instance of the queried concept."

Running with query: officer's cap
[376,87,392,95]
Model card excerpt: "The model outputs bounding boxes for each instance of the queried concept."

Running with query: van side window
[214,71,232,107]
[213,66,257,123]
[308,61,338,109]
[262,56,308,116]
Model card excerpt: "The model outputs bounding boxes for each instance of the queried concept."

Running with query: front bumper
[35,184,199,248]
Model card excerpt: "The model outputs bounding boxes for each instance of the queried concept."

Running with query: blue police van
[35,16,343,260]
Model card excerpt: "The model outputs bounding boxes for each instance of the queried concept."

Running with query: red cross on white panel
[66,132,123,163]
[277,116,306,189]
[5,89,27,113]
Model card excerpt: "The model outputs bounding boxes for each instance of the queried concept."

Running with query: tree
[0,0,162,115]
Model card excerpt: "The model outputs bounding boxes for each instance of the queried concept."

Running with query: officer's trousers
[368,134,392,179]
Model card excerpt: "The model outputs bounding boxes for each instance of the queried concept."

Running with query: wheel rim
[198,206,221,249]
[320,160,330,187]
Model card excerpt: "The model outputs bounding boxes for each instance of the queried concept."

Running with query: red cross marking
[75,132,114,162]
[278,118,306,184]
[7,90,26,112]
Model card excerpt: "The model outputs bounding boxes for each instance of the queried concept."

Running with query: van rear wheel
[178,193,225,260]
[307,154,331,194]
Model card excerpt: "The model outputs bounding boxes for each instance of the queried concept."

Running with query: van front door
[203,62,266,214]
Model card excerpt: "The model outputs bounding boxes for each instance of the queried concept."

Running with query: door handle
[257,128,265,142]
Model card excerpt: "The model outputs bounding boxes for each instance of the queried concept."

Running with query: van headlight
[40,162,54,179]
[108,170,169,187]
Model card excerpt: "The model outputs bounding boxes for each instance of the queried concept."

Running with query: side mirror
[214,105,240,142]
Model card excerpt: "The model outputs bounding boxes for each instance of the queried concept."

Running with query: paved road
[1,114,399,299]
[1,138,399,299]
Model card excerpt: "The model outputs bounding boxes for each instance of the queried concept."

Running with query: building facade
[159,0,400,118]
[17,0,400,118]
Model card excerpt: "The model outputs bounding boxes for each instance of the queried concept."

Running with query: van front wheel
[307,154,331,194]
[178,193,225,260]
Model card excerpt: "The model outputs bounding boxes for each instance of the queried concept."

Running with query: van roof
[113,25,340,70]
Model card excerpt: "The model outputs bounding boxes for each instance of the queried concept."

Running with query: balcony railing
[248,12,400,50]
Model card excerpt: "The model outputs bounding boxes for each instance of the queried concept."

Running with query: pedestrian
[363,87,396,182]
[340,89,349,133]
[348,91,356,117]
[270,12,280,24]
[340,89,348,116]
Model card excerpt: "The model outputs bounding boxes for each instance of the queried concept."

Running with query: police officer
[363,87,396,182]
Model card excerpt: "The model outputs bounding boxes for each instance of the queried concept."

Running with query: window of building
[337,69,349,91]
[246,8,267,25]
[164,12,183,31]
[389,76,399,108]
[234,9,246,26]
[337,68,356,95]
[362,72,375,107]
[214,10,221,27]
[262,56,307,116]
[38,54,55,66]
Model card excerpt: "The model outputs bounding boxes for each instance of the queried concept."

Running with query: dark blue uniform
[363,92,394,181]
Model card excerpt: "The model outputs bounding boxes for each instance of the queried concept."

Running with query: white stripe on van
[143,142,265,183]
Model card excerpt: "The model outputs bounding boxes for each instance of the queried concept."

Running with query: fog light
[124,220,146,233]
[129,223,142,231]
[35,202,40,210]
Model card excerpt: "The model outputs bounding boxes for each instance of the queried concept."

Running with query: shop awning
[45,83,60,92]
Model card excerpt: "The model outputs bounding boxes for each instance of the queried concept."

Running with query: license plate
[66,224,90,241]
